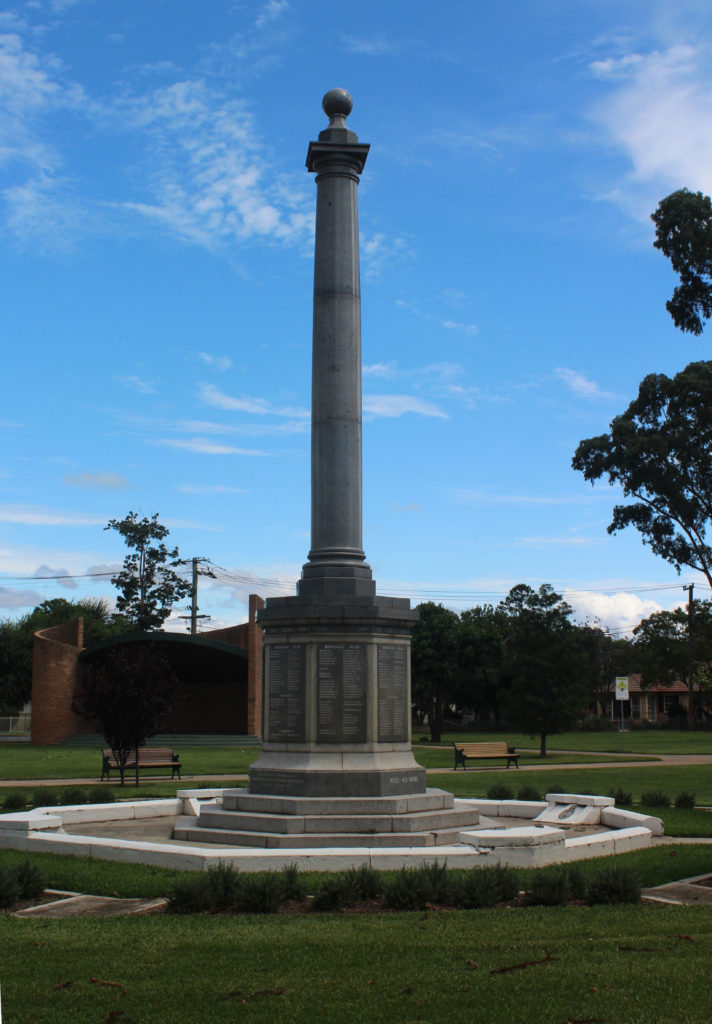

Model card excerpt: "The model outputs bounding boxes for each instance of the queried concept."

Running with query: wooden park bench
[101,747,182,783]
[452,741,519,771]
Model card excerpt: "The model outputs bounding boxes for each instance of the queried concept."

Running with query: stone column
[299,88,374,598]
[251,91,423,799]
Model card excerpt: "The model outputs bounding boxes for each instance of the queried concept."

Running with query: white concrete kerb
[0,791,663,872]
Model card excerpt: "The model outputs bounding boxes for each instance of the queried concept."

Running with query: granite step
[174,822,468,849]
[197,805,479,836]
[220,787,455,816]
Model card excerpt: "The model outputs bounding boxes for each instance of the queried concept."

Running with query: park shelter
[30,595,264,744]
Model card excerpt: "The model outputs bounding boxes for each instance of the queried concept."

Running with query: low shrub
[640,790,670,808]
[382,862,452,910]
[2,792,27,812]
[205,863,243,908]
[527,866,567,906]
[486,783,514,800]
[675,792,696,809]
[345,864,381,901]
[455,864,519,909]
[62,787,87,806]
[0,865,22,909]
[167,876,211,914]
[32,787,58,808]
[236,873,284,914]
[312,874,360,912]
[87,787,115,804]
[585,866,641,905]
[281,863,305,901]
[14,860,45,899]
[608,787,633,806]
[516,785,542,802]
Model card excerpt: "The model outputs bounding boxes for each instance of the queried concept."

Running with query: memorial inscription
[377,644,409,742]
[267,644,306,742]
[317,643,367,742]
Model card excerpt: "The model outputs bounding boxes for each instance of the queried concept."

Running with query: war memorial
[0,92,661,871]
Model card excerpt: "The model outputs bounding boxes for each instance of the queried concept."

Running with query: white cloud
[452,489,606,506]
[363,394,448,419]
[589,43,712,211]
[198,383,309,418]
[153,437,270,455]
[363,362,397,378]
[0,504,105,526]
[516,535,601,547]
[254,0,289,29]
[555,367,617,401]
[565,590,663,634]
[114,374,156,394]
[0,585,44,608]
[176,483,249,494]
[63,471,129,490]
[340,34,399,57]
[441,319,479,336]
[197,352,232,372]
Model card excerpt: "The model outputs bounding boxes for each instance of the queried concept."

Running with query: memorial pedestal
[248,594,426,798]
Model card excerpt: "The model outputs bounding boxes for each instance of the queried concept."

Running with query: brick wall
[210,593,264,738]
[31,619,84,745]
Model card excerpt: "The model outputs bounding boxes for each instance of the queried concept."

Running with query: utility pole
[683,583,694,726]
[179,557,215,635]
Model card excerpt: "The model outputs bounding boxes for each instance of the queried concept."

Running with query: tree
[458,605,507,726]
[497,584,590,757]
[72,642,181,785]
[411,602,462,742]
[652,189,712,335]
[572,361,712,589]
[106,512,191,631]
[0,598,128,714]
[633,600,712,722]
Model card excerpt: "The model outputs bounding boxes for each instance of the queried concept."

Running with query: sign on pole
[615,676,629,701]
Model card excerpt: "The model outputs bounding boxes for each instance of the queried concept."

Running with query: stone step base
[221,787,455,816]
[197,804,478,836]
[174,818,469,849]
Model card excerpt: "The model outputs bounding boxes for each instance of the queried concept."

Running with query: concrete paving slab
[14,894,167,918]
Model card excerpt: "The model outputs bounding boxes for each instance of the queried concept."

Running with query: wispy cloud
[34,563,78,589]
[114,374,156,394]
[554,367,618,401]
[452,489,605,506]
[254,0,289,30]
[176,483,249,494]
[363,362,397,378]
[0,585,45,608]
[153,437,270,455]
[198,382,309,418]
[0,504,105,526]
[363,394,448,419]
[63,471,129,490]
[515,535,601,547]
[396,298,478,337]
[340,33,399,57]
[197,352,232,372]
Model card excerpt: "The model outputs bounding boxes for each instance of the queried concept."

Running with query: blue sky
[2,0,712,637]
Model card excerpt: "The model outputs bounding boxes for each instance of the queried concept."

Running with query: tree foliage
[633,600,712,720]
[106,512,191,631]
[497,585,590,756]
[572,361,712,588]
[0,598,127,714]
[411,602,461,742]
[652,188,712,335]
[72,642,181,784]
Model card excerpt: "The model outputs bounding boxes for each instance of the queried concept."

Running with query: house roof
[607,674,688,694]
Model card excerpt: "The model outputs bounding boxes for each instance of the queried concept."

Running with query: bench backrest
[102,747,178,764]
[455,741,511,756]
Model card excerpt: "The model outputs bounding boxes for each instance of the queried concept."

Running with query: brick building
[31,594,264,745]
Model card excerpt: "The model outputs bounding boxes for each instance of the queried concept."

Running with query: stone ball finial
[322,88,353,122]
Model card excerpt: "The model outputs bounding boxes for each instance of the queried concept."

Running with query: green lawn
[3,903,712,1023]
[439,729,712,755]
[413,745,652,769]
[438,764,712,805]
[0,745,257,781]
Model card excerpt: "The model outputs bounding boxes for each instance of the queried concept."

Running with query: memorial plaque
[317,643,367,742]
[267,644,306,742]
[377,644,408,742]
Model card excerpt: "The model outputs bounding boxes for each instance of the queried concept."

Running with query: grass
[439,764,712,805]
[413,745,652,768]
[438,729,712,755]
[0,745,258,781]
[3,904,712,1023]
